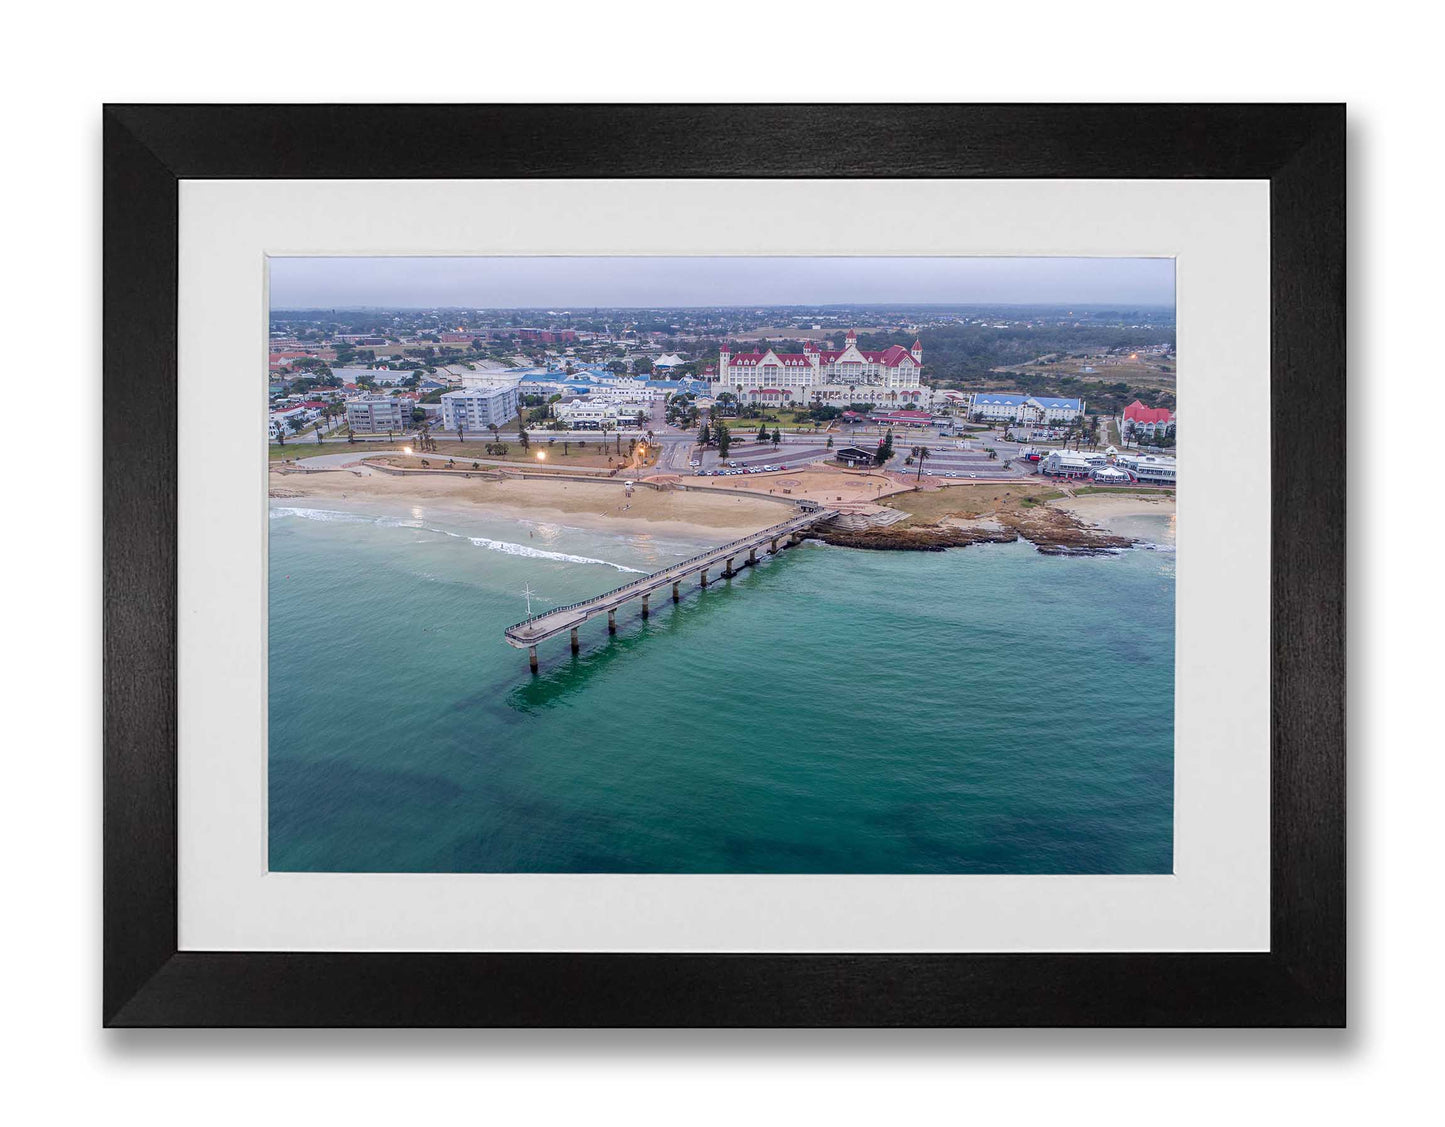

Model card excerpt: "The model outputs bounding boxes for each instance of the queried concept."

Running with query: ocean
[268,499,1175,874]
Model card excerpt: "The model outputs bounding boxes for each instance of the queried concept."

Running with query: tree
[915,444,931,482]
[874,428,894,466]
[758,423,769,442]
[286,416,307,434]
[315,425,323,444]
[716,420,732,459]
[699,421,711,447]
[772,428,781,446]
[826,435,834,449]
[518,428,530,450]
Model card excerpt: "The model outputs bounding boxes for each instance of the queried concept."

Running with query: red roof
[725,340,916,369]
[1123,399,1173,425]
[300,400,329,409]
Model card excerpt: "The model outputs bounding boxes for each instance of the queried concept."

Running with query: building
[331,366,412,387]
[1038,449,1108,478]
[1121,399,1175,439]
[972,394,1085,424]
[346,396,409,434]
[712,329,929,408]
[552,399,646,430]
[440,384,521,431]
[653,353,687,370]
[268,406,310,440]
[935,389,974,414]
[867,409,934,428]
[833,445,879,468]
[1092,465,1132,485]
[1115,452,1178,486]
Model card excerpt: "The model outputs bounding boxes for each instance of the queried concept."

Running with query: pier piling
[502,508,838,667]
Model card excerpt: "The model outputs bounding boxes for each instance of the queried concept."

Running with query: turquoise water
[268,500,1174,873]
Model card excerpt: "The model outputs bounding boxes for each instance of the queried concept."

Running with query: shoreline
[270,466,1176,556]
[269,468,784,541]
[1050,491,1176,535]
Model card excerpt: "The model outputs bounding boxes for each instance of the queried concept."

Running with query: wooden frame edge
[103,103,1345,1028]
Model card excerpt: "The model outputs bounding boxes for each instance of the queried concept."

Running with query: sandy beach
[269,467,788,540]
[1052,492,1176,535]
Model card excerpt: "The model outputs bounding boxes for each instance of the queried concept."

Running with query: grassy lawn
[270,437,656,469]
[721,411,834,432]
[881,481,1057,523]
[1070,485,1175,497]
[269,438,392,461]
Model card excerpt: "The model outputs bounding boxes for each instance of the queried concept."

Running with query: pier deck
[503,508,836,655]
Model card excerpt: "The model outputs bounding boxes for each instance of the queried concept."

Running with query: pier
[503,508,838,669]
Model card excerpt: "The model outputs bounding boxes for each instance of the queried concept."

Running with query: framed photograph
[104,104,1344,1026]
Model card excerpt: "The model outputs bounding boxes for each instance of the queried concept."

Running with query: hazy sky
[268,256,1174,310]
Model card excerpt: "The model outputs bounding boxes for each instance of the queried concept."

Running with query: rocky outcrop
[815,504,1133,556]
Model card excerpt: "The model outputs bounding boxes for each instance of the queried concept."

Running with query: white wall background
[0,3,1431,1125]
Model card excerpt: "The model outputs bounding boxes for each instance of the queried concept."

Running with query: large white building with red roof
[711,329,930,408]
[1121,399,1176,439]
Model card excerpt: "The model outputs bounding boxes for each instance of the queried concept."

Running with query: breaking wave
[269,505,645,572]
[462,536,645,572]
[269,506,370,524]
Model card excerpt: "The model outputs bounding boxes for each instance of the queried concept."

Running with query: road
[277,416,1048,481]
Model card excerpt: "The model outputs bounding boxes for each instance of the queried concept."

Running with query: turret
[911,338,923,363]
[718,343,730,380]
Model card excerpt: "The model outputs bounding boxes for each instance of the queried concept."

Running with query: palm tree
[915,445,931,481]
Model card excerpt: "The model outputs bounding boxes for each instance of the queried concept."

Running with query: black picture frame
[104,103,1344,1027]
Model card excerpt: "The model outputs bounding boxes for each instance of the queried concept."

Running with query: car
[968,473,977,478]
[694,469,706,476]
[689,459,700,467]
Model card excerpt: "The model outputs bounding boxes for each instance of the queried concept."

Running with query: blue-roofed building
[972,392,1085,423]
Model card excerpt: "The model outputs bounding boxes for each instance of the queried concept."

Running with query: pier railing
[504,510,833,633]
